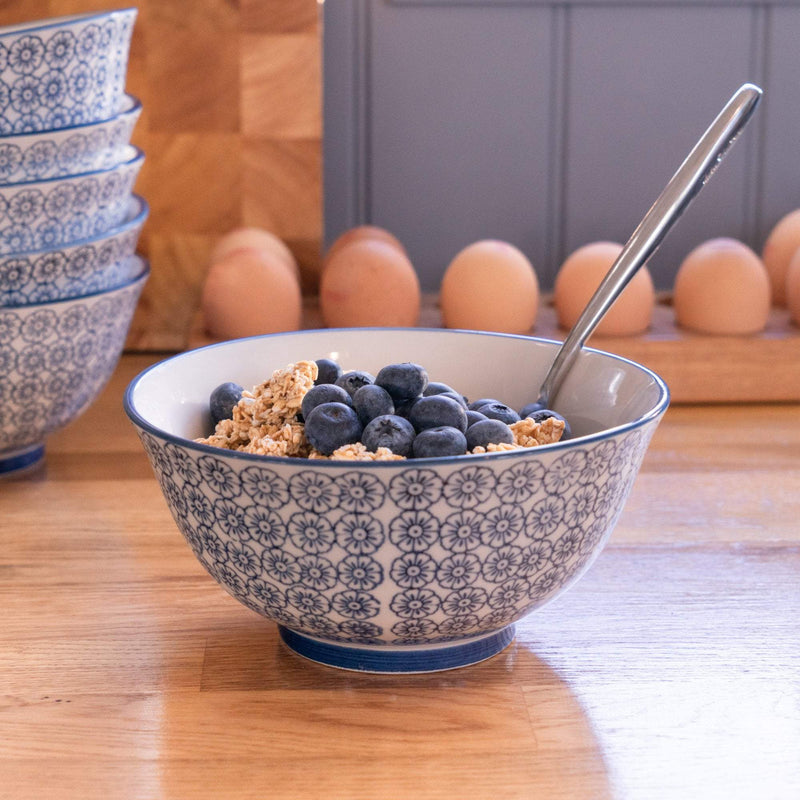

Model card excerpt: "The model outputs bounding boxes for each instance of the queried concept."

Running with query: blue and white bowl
[0,193,148,305]
[0,8,136,134]
[125,328,669,673]
[0,144,143,255]
[0,93,141,184]
[0,254,148,475]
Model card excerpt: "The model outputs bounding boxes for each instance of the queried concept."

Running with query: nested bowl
[0,254,148,475]
[0,8,136,134]
[124,329,669,673]
[0,193,147,305]
[0,144,142,255]
[0,93,141,184]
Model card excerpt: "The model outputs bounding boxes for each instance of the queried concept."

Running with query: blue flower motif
[288,510,335,555]
[68,63,93,101]
[0,43,7,73]
[214,498,249,540]
[390,552,435,589]
[338,554,382,591]
[44,31,76,69]
[551,530,583,565]
[243,506,286,548]
[581,443,615,484]
[527,495,565,538]
[337,470,385,513]
[516,540,553,578]
[12,113,45,134]
[0,346,17,374]
[34,219,64,251]
[165,444,202,487]
[0,144,22,181]
[436,552,480,590]
[10,75,40,114]
[443,465,495,509]
[440,509,483,553]
[0,258,30,286]
[37,70,68,109]
[297,554,337,591]
[199,526,225,563]
[543,450,587,495]
[482,545,522,584]
[183,485,214,526]
[334,512,384,555]
[17,343,47,373]
[45,108,72,131]
[332,589,379,620]
[289,470,339,513]
[287,585,330,616]
[496,460,545,504]
[488,577,529,610]
[21,140,56,180]
[197,455,241,499]
[45,341,74,370]
[8,190,43,224]
[338,620,382,642]
[31,251,64,284]
[533,566,568,598]
[20,309,56,342]
[246,578,287,610]
[57,305,88,337]
[300,614,339,638]
[46,183,78,218]
[388,468,442,510]
[389,588,440,619]
[9,36,44,75]
[438,614,480,637]
[388,509,438,553]
[2,225,32,253]
[226,540,261,578]
[442,586,487,617]
[213,563,246,597]
[479,505,524,548]
[261,550,299,585]
[391,618,438,642]
[565,484,598,528]
[78,25,101,59]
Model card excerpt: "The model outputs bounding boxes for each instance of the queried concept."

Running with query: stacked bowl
[0,8,149,476]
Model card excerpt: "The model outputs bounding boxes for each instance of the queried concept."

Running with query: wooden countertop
[2,354,799,799]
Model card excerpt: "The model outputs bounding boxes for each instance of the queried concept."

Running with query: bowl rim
[124,328,671,469]
[0,145,143,189]
[0,194,148,260]
[1,254,149,310]
[0,7,137,40]
[0,93,141,141]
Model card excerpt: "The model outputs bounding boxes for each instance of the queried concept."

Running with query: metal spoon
[535,82,763,409]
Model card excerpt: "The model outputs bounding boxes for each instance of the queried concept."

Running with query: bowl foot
[278,625,515,673]
[0,444,45,476]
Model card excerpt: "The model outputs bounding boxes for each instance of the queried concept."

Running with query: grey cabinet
[323,0,800,291]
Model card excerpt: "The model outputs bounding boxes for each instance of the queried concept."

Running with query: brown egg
[324,225,405,269]
[786,247,800,326]
[761,209,800,306]
[440,240,539,334]
[201,248,302,339]
[674,238,770,335]
[320,239,420,327]
[211,227,299,278]
[554,242,654,336]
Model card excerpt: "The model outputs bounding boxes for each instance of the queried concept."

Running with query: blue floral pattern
[0,10,135,133]
[0,264,146,455]
[136,423,656,648]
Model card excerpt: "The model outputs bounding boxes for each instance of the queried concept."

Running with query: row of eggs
[201,211,800,340]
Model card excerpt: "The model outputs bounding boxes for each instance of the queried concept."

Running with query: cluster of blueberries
[209,359,571,459]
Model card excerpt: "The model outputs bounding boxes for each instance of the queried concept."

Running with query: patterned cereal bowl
[124,328,669,673]
[0,193,148,305]
[0,144,143,255]
[0,254,148,476]
[0,8,136,133]
[0,94,141,184]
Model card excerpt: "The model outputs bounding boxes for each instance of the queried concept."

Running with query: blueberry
[479,402,521,425]
[301,383,352,420]
[436,390,468,409]
[361,414,416,457]
[468,398,500,411]
[375,363,428,403]
[466,418,514,450]
[411,426,468,458]
[528,408,572,439]
[353,383,395,425]
[394,396,421,419]
[304,402,363,455]
[335,370,375,398]
[423,381,456,397]
[520,400,546,418]
[409,394,468,433]
[210,382,243,425]
[466,409,488,427]
[315,358,342,385]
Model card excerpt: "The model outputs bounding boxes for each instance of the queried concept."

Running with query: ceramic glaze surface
[0,194,147,305]
[0,94,140,183]
[0,256,147,466]
[0,9,136,133]
[0,146,142,254]
[125,329,669,671]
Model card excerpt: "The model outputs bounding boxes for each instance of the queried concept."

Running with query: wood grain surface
[1,354,799,799]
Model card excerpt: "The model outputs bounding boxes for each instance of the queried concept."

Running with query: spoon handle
[536,82,762,408]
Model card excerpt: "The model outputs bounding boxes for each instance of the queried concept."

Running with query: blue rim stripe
[0,444,44,475]
[279,625,515,673]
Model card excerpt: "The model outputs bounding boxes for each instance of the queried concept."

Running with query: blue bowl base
[279,625,516,673]
[0,443,45,476]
